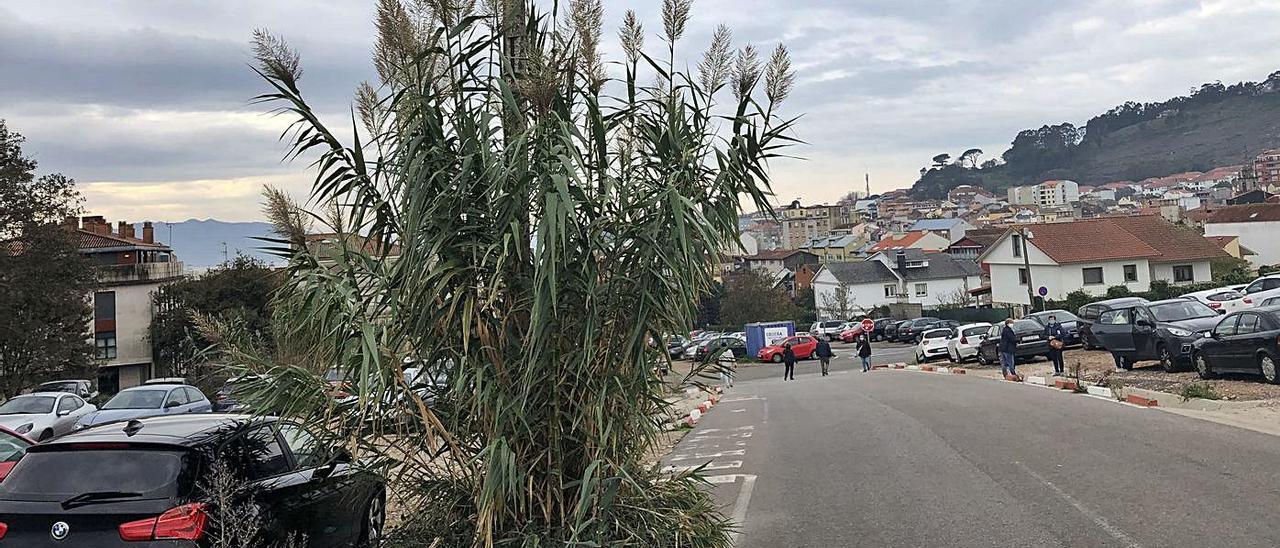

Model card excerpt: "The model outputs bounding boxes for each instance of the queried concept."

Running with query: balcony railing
[96,261,186,284]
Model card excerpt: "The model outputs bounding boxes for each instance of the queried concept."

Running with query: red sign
[860,319,875,332]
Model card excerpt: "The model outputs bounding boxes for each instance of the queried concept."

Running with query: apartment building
[1008,180,1080,207]
[1254,149,1280,189]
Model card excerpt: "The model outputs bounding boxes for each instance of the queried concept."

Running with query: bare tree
[820,282,854,320]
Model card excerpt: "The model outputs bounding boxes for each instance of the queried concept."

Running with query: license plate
[1021,335,1039,342]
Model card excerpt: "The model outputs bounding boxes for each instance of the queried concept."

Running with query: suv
[0,414,385,547]
[1090,299,1223,372]
[897,317,941,344]
[1241,275,1280,306]
[809,320,848,341]
[870,318,895,342]
[1077,297,1149,350]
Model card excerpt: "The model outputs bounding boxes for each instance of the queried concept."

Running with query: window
[1214,315,1239,338]
[183,387,206,404]
[164,389,188,407]
[1123,264,1138,283]
[56,396,80,415]
[1238,314,1261,335]
[1082,267,1104,285]
[914,283,928,297]
[1012,234,1022,257]
[93,291,116,321]
[95,332,117,360]
[1173,265,1194,283]
[228,427,291,480]
[279,423,325,469]
[1018,268,1030,285]
[1100,309,1132,325]
[884,284,898,298]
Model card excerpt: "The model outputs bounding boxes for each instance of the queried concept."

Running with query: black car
[1025,309,1082,347]
[1192,307,1280,383]
[869,318,895,342]
[693,336,748,362]
[883,320,906,343]
[0,414,385,547]
[898,317,941,344]
[1091,299,1223,372]
[975,320,1051,365]
[1077,297,1149,350]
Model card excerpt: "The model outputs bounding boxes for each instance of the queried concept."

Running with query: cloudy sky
[4,0,1280,222]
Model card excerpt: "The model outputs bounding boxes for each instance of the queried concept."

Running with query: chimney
[142,222,154,244]
[81,215,106,233]
[896,250,907,271]
[123,223,135,239]
[117,221,128,236]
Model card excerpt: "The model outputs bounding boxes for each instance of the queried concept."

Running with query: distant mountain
[153,219,280,268]
[911,69,1280,198]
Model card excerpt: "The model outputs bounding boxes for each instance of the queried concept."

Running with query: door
[226,425,317,547]
[184,387,213,413]
[278,423,356,546]
[51,395,85,436]
[1201,315,1237,371]
[1092,308,1137,353]
[162,387,189,414]
[1131,307,1159,359]
[979,326,999,361]
[1226,313,1263,372]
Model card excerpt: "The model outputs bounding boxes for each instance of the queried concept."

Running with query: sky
[5,0,1280,222]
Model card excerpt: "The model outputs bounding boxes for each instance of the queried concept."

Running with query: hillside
[911,71,1280,198]
[154,219,279,268]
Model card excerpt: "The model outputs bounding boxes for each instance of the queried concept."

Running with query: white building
[979,216,1227,306]
[908,218,975,244]
[811,249,984,318]
[1008,180,1081,207]
[73,216,185,393]
[1204,203,1280,268]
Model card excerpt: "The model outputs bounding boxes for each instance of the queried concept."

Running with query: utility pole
[1019,227,1037,314]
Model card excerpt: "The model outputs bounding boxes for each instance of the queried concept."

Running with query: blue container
[744,321,796,358]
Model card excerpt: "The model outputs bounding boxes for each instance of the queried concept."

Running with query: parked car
[838,324,866,343]
[1182,286,1254,314]
[898,317,941,344]
[947,322,993,363]
[1192,307,1280,383]
[1262,296,1280,308]
[1025,310,1083,346]
[1077,297,1150,350]
[883,320,907,342]
[757,335,819,362]
[694,336,748,361]
[665,335,690,358]
[975,320,1051,365]
[0,414,386,547]
[76,384,212,429]
[1090,299,1223,372]
[809,320,848,341]
[213,376,256,413]
[30,380,97,400]
[1241,274,1280,306]
[0,426,33,482]
[0,393,96,441]
[870,318,894,342]
[915,328,955,362]
[729,331,747,341]
[144,377,189,386]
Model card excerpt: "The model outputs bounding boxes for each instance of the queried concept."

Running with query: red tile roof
[867,231,943,253]
[1206,203,1280,224]
[1011,215,1228,264]
[74,229,169,250]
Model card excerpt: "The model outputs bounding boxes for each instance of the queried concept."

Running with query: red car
[758,335,819,362]
[0,425,33,482]
[839,326,866,343]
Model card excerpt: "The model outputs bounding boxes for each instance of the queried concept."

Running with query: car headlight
[15,423,32,434]
[1166,328,1193,337]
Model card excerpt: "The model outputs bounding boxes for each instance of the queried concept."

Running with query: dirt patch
[965,349,1280,401]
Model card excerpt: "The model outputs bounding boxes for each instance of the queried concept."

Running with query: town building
[799,234,864,263]
[865,231,951,254]
[1007,180,1080,207]
[979,215,1227,307]
[1204,203,1280,268]
[908,218,974,244]
[1254,149,1280,189]
[741,249,820,273]
[811,249,984,317]
[776,201,860,250]
[72,216,185,393]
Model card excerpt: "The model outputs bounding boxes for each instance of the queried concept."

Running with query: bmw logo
[50,521,70,540]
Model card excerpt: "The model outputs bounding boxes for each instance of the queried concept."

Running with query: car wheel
[358,490,386,546]
[1195,353,1215,380]
[976,351,989,365]
[948,351,957,364]
[771,354,782,363]
[1158,344,1177,373]
[38,429,53,442]
[1261,355,1279,385]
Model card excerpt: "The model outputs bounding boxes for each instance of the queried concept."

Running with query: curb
[884,366,1171,409]
[1125,394,1159,407]
[884,362,968,376]
[1086,385,1115,399]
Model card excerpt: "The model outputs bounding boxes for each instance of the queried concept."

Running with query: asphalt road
[668,353,1280,547]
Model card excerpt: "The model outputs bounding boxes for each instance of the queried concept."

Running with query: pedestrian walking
[998,317,1019,378]
[1043,314,1068,376]
[782,343,797,381]
[857,333,873,372]
[815,338,835,376]
[718,350,735,390]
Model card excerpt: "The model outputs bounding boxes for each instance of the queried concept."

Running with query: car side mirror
[57,409,71,417]
[164,400,182,408]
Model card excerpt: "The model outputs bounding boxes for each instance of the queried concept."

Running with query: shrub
[1180,382,1221,401]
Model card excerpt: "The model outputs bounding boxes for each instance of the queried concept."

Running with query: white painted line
[1014,462,1142,548]
[661,460,744,474]
[731,409,746,413]
[906,365,921,370]
[669,449,747,461]
[728,475,758,547]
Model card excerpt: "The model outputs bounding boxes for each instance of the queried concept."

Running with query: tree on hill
[959,148,983,169]
[931,153,952,168]
[0,120,96,398]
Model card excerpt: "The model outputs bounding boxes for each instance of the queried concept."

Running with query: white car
[0,393,97,441]
[809,320,847,341]
[1182,287,1253,314]
[915,327,955,362]
[947,322,993,363]
[1241,275,1280,308]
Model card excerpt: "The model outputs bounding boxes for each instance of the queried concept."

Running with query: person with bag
[998,317,1020,379]
[782,343,797,381]
[1043,314,1069,376]
[815,337,835,376]
[857,333,873,373]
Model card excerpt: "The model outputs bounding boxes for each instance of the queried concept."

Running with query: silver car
[0,393,97,441]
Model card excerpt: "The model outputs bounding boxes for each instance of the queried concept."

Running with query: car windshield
[1206,291,1244,302]
[1,449,188,498]
[1033,311,1079,323]
[0,433,27,462]
[0,396,55,415]
[1012,320,1042,333]
[962,326,988,337]
[1150,301,1217,322]
[922,330,950,340]
[101,390,168,410]
[35,382,79,393]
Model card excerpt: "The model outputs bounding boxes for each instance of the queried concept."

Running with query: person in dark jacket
[998,318,1019,377]
[815,338,835,376]
[857,334,873,372]
[1043,315,1069,376]
[782,343,797,381]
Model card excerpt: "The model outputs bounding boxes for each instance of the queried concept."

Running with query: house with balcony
[73,216,185,393]
[811,249,984,318]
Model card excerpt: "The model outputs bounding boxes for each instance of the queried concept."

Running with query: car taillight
[0,521,7,539]
[1209,302,1222,309]
[960,336,969,345]
[1245,298,1254,304]
[119,503,208,542]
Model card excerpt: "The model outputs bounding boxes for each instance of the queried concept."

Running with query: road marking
[1014,462,1142,548]
[661,460,743,474]
[669,449,746,461]
[721,396,765,403]
[728,474,757,547]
